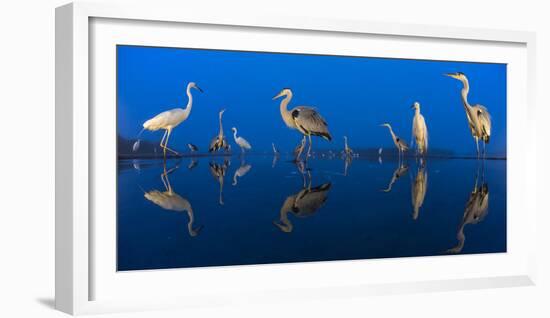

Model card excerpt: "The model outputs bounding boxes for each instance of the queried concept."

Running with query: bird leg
[159,130,168,157]
[307,135,313,158]
[475,137,480,159]
[162,129,180,156]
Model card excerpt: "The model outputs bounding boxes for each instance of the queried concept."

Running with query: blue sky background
[117,45,507,156]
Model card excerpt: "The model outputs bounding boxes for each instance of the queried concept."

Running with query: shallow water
[117,155,506,271]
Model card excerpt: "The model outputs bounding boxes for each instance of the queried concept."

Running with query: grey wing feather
[293,107,332,140]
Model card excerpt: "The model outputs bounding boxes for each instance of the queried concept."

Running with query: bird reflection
[209,159,230,205]
[411,162,428,220]
[233,159,252,186]
[143,161,202,237]
[273,162,332,233]
[447,164,489,253]
[343,155,353,176]
[382,161,409,192]
[187,158,199,170]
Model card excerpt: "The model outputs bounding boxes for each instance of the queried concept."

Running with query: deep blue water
[117,156,506,271]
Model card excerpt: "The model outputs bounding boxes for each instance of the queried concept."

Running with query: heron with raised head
[231,127,252,153]
[209,109,230,153]
[445,72,492,158]
[411,102,428,157]
[342,136,354,157]
[272,88,332,160]
[133,82,203,157]
[380,123,408,158]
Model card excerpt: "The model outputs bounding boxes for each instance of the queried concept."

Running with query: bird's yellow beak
[272,91,284,100]
[444,73,459,80]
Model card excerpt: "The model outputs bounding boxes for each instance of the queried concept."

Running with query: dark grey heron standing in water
[380,123,408,158]
[411,102,428,157]
[209,109,230,152]
[272,88,332,160]
[445,72,492,158]
[133,82,203,157]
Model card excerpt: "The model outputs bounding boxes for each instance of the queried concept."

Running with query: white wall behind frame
[0,0,548,317]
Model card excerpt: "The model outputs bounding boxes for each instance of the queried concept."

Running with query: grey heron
[380,123,408,158]
[273,88,332,160]
[209,109,230,153]
[133,82,203,157]
[445,72,492,158]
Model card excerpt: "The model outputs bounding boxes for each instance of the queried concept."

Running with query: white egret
[411,102,428,156]
[445,72,492,158]
[273,88,332,160]
[380,123,408,158]
[133,82,203,157]
[231,127,252,153]
[209,109,230,152]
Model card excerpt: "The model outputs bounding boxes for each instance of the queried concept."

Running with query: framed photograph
[56,2,537,315]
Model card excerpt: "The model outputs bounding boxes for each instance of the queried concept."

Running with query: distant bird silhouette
[187,143,199,152]
[133,82,203,157]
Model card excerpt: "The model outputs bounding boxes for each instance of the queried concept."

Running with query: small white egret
[411,102,428,156]
[133,82,203,157]
[445,72,492,158]
[231,127,252,153]
[273,88,332,160]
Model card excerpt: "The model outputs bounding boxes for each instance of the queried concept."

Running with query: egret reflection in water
[143,161,202,237]
[411,162,428,220]
[447,163,490,253]
[233,159,252,186]
[273,162,332,233]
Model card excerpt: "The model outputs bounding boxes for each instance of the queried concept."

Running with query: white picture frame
[55,1,537,315]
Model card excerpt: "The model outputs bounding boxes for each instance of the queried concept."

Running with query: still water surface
[117,155,506,271]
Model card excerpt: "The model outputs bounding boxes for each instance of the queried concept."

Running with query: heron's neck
[233,129,238,139]
[279,93,294,127]
[387,126,397,141]
[415,107,420,116]
[183,85,193,116]
[460,78,471,108]
[218,112,224,135]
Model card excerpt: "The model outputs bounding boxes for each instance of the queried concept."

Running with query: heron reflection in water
[447,164,489,253]
[273,161,332,233]
[143,161,202,237]
[209,159,230,205]
[382,160,409,192]
[187,158,199,170]
[343,155,353,176]
[233,159,252,186]
[411,161,428,220]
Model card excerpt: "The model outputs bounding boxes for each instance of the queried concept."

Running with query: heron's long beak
[410,104,415,109]
[272,92,284,100]
[195,85,204,93]
[444,73,459,79]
